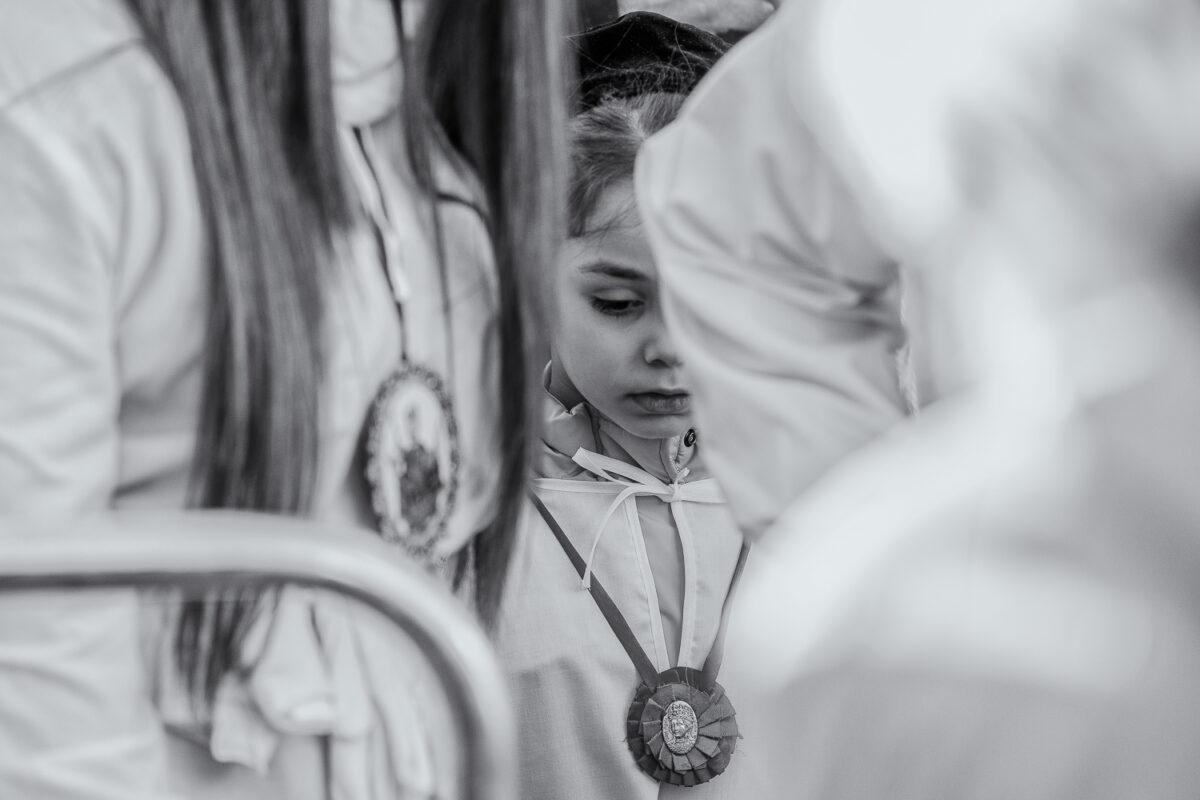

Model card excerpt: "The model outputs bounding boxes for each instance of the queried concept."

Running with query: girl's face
[550,181,692,440]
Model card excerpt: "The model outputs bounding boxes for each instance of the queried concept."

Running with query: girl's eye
[590,296,643,317]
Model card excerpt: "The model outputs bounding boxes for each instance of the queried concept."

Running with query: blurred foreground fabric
[663,0,1200,796]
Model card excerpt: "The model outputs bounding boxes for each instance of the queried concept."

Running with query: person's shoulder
[0,1,199,304]
[1,0,142,110]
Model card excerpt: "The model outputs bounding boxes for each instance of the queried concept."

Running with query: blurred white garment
[705,0,1200,796]
[0,588,173,800]
[723,286,1200,799]
[635,8,910,541]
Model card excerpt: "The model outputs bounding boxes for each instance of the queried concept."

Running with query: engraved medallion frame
[365,362,461,564]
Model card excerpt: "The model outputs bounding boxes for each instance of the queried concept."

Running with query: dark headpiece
[571,12,730,111]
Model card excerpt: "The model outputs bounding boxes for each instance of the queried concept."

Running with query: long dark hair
[126,0,348,703]
[125,0,569,701]
[407,0,569,627]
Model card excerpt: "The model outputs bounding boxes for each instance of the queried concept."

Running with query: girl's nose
[643,332,682,368]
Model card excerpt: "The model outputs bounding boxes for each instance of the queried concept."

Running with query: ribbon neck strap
[570,448,722,589]
[528,490,750,689]
[529,491,660,686]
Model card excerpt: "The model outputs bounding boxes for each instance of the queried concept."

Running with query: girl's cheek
[589,328,626,373]
[552,290,590,337]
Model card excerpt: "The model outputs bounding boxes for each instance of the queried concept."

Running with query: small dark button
[683,429,697,447]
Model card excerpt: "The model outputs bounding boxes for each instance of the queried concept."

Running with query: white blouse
[0,0,498,797]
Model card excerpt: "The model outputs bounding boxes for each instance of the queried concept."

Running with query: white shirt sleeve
[0,99,120,515]
[635,5,909,540]
[0,60,173,800]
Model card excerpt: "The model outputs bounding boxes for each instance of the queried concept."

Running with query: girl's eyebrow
[579,261,648,282]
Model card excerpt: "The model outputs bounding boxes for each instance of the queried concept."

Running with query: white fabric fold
[155,585,444,800]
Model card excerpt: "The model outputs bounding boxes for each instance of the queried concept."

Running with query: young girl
[496,13,750,799]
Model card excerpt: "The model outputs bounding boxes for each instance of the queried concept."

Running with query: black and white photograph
[3,0,1200,798]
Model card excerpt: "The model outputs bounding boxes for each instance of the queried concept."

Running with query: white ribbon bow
[570,448,723,589]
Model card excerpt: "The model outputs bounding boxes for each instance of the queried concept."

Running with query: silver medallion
[365,362,460,564]
[662,700,699,755]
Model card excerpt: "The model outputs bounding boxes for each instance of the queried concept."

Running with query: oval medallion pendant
[662,700,700,755]
[626,666,739,787]
[365,362,460,564]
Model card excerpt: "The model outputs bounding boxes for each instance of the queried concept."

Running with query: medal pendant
[626,666,739,787]
[365,362,460,564]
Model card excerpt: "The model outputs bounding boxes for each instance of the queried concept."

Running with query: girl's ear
[546,359,586,410]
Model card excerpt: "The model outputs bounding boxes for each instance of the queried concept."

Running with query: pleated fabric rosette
[626,666,739,787]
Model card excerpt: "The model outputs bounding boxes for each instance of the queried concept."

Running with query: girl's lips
[629,392,691,414]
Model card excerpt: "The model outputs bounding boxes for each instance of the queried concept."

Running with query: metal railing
[0,511,516,800]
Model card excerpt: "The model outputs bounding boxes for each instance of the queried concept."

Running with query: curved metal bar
[0,511,516,800]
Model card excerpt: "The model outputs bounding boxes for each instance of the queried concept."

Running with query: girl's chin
[621,413,694,441]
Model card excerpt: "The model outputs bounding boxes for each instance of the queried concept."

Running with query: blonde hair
[567,91,687,236]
